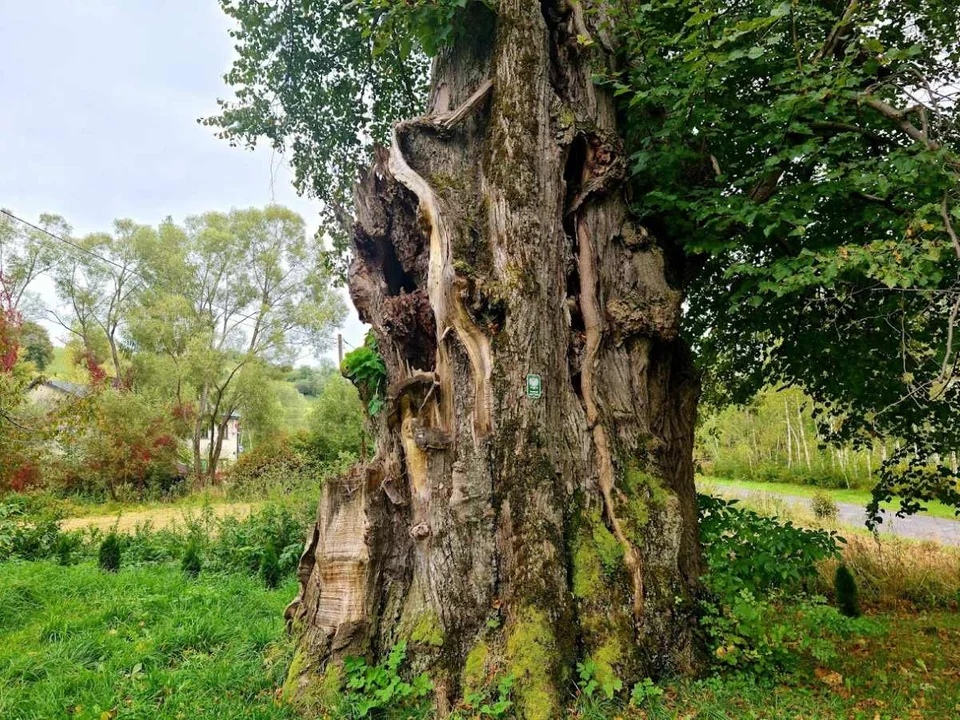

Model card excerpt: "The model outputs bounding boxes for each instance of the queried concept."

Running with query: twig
[940,193,960,261]
[814,0,860,63]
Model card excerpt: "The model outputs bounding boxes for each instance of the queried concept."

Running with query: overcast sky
[0,0,365,364]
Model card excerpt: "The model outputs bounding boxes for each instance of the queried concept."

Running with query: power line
[2,208,143,282]
[2,208,264,335]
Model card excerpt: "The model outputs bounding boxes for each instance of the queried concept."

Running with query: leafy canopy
[601,0,960,519]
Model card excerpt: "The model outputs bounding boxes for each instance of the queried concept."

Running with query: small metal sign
[525,374,542,399]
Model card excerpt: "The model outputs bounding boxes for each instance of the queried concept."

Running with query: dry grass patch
[821,536,960,611]
[59,502,257,534]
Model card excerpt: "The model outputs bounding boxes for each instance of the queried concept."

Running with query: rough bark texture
[285,2,702,715]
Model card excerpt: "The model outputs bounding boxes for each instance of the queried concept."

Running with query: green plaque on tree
[525,374,542,399]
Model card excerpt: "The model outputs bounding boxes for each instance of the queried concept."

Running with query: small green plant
[811,491,839,522]
[98,532,122,572]
[341,641,433,718]
[629,677,665,709]
[181,538,203,578]
[341,333,388,416]
[54,532,82,566]
[834,564,861,618]
[573,658,623,720]
[455,674,514,719]
[697,494,844,675]
[576,658,622,701]
[260,541,282,589]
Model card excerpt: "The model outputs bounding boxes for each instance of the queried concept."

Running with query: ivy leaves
[341,333,387,416]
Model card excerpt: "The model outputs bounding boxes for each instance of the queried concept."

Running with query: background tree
[19,321,54,371]
[0,210,62,314]
[0,211,63,374]
[203,2,430,276]
[133,206,346,480]
[285,361,338,398]
[302,375,365,463]
[606,0,960,522]
[51,220,150,384]
[211,0,959,714]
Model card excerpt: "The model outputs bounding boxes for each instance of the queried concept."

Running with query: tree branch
[814,0,860,63]
[861,96,940,152]
[940,193,960,261]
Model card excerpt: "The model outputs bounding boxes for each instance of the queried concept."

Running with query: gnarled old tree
[290,6,701,712]
[210,0,960,715]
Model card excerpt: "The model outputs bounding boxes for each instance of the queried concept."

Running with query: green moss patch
[506,607,559,720]
[464,640,490,693]
[410,611,444,648]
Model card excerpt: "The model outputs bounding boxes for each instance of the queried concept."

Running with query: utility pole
[337,333,343,365]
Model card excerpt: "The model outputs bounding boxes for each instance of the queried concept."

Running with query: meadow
[2,485,959,719]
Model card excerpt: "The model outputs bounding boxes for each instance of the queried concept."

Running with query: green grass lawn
[2,560,958,719]
[698,475,960,521]
[0,561,298,720]
[659,610,960,718]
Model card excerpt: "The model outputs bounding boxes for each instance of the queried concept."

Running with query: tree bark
[284,3,703,715]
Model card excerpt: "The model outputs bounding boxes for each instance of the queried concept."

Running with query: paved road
[702,483,960,547]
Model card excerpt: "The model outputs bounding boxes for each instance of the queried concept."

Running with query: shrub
[0,498,65,561]
[698,494,842,597]
[225,438,314,499]
[811,491,839,521]
[98,532,122,572]
[834,564,861,617]
[181,538,203,578]
[260,542,281,589]
[54,532,83,566]
[697,494,845,675]
[211,503,308,576]
[50,389,183,502]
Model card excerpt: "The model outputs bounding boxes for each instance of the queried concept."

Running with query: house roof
[41,379,90,397]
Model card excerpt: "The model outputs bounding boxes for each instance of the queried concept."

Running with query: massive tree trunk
[285,2,702,716]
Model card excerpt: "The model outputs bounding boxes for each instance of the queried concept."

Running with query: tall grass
[0,562,299,719]
[1,498,314,584]
[820,536,960,611]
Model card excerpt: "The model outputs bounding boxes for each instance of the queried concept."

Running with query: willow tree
[209,0,960,714]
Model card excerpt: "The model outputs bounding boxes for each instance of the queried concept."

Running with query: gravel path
[702,483,960,547]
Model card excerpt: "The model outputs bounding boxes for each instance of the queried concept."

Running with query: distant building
[197,412,243,466]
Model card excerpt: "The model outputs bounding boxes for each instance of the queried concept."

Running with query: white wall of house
[197,416,242,465]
